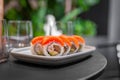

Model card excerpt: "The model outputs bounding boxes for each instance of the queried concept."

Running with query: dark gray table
[0,51,107,80]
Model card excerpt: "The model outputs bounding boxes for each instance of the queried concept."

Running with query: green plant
[4,0,100,37]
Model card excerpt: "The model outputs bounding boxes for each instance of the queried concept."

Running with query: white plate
[10,45,96,66]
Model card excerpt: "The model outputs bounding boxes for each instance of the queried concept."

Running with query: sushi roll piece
[72,35,85,51]
[67,36,79,54]
[42,36,64,56]
[31,36,44,55]
[59,35,71,55]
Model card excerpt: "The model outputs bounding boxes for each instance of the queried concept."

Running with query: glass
[66,21,73,35]
[44,21,74,36]
[8,20,33,48]
[0,19,9,63]
[56,21,74,35]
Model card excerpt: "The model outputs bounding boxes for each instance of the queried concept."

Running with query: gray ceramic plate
[10,46,96,66]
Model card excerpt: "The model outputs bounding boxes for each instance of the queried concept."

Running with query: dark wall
[80,0,109,36]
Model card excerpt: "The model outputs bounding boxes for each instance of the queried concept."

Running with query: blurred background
[4,0,109,37]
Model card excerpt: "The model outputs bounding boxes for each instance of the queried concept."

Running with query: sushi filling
[76,42,82,52]
[64,45,69,53]
[34,43,43,55]
[47,43,61,56]
[70,43,77,53]
[78,42,84,52]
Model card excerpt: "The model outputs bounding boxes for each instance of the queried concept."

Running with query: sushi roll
[30,35,86,56]
[72,35,85,51]
[67,36,79,53]
[42,36,64,56]
[59,35,71,55]
[31,36,44,55]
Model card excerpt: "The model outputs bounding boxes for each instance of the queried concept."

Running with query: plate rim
[10,45,96,60]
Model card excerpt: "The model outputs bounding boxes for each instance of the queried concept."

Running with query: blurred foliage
[4,0,100,37]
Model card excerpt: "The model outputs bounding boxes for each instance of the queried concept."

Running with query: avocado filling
[70,43,76,53]
[47,43,61,56]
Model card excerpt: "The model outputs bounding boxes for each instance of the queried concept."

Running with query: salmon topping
[31,36,44,45]
[42,36,64,46]
[72,35,85,44]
